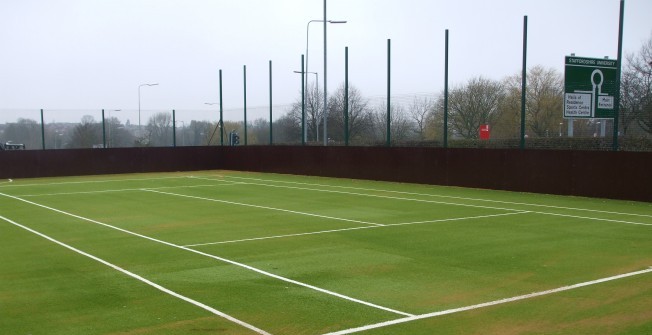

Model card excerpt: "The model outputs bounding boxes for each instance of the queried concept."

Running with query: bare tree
[372,102,414,143]
[248,118,270,145]
[145,112,172,147]
[69,115,101,148]
[327,84,374,143]
[448,76,503,139]
[427,93,447,142]
[1,118,42,149]
[622,32,652,136]
[306,82,324,142]
[494,67,563,139]
[493,75,522,139]
[525,66,563,137]
[408,96,436,140]
[273,114,301,144]
[287,82,324,143]
[187,120,217,146]
[105,117,135,148]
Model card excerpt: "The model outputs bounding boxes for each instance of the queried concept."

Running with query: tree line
[2,34,650,149]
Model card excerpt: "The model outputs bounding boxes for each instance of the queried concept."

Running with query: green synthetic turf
[1,170,651,335]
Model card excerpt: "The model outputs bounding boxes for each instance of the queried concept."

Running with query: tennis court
[1,170,651,334]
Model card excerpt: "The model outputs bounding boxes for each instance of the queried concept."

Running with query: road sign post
[564,56,619,119]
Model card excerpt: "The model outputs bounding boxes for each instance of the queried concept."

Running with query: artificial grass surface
[1,170,651,334]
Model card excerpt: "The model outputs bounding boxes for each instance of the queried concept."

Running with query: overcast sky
[1,0,651,123]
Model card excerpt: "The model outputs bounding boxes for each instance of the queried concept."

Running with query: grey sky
[1,0,651,123]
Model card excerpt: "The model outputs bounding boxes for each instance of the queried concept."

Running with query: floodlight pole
[323,1,327,146]
[520,16,528,150]
[219,69,224,146]
[305,17,347,143]
[613,0,625,151]
[444,29,449,148]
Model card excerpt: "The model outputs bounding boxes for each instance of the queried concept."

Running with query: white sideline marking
[192,176,524,214]
[18,183,240,198]
[184,212,528,247]
[216,175,652,219]
[202,176,652,227]
[0,192,411,318]
[142,188,386,227]
[0,215,271,335]
[323,267,652,335]
[529,211,652,227]
[0,176,192,188]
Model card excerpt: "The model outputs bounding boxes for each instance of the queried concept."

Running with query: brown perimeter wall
[0,146,650,202]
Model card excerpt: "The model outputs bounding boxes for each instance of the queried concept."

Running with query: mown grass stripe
[0,192,412,318]
[143,188,386,227]
[184,212,529,247]
[216,175,652,218]
[0,215,272,335]
[323,267,652,335]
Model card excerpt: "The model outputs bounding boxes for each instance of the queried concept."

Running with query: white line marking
[323,267,652,335]
[216,175,652,219]
[0,192,411,317]
[17,183,240,198]
[0,175,192,188]
[202,176,652,226]
[0,215,271,335]
[142,188,386,227]
[528,211,652,227]
[389,211,530,226]
[193,176,524,214]
[184,212,529,247]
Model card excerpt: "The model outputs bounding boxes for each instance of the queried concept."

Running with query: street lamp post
[305,16,346,146]
[305,20,346,90]
[138,83,159,129]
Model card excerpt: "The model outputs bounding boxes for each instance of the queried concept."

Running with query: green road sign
[564,56,619,119]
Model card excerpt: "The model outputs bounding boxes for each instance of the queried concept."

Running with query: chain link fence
[2,102,649,151]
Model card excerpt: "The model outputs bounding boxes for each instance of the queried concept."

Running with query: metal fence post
[172,109,176,147]
[345,46,349,146]
[301,55,306,146]
[269,60,273,145]
[613,0,625,151]
[219,69,224,146]
[102,109,106,148]
[244,65,248,146]
[520,16,528,150]
[444,30,449,148]
[386,39,391,147]
[40,109,45,150]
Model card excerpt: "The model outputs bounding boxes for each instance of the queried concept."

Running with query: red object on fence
[479,124,490,140]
